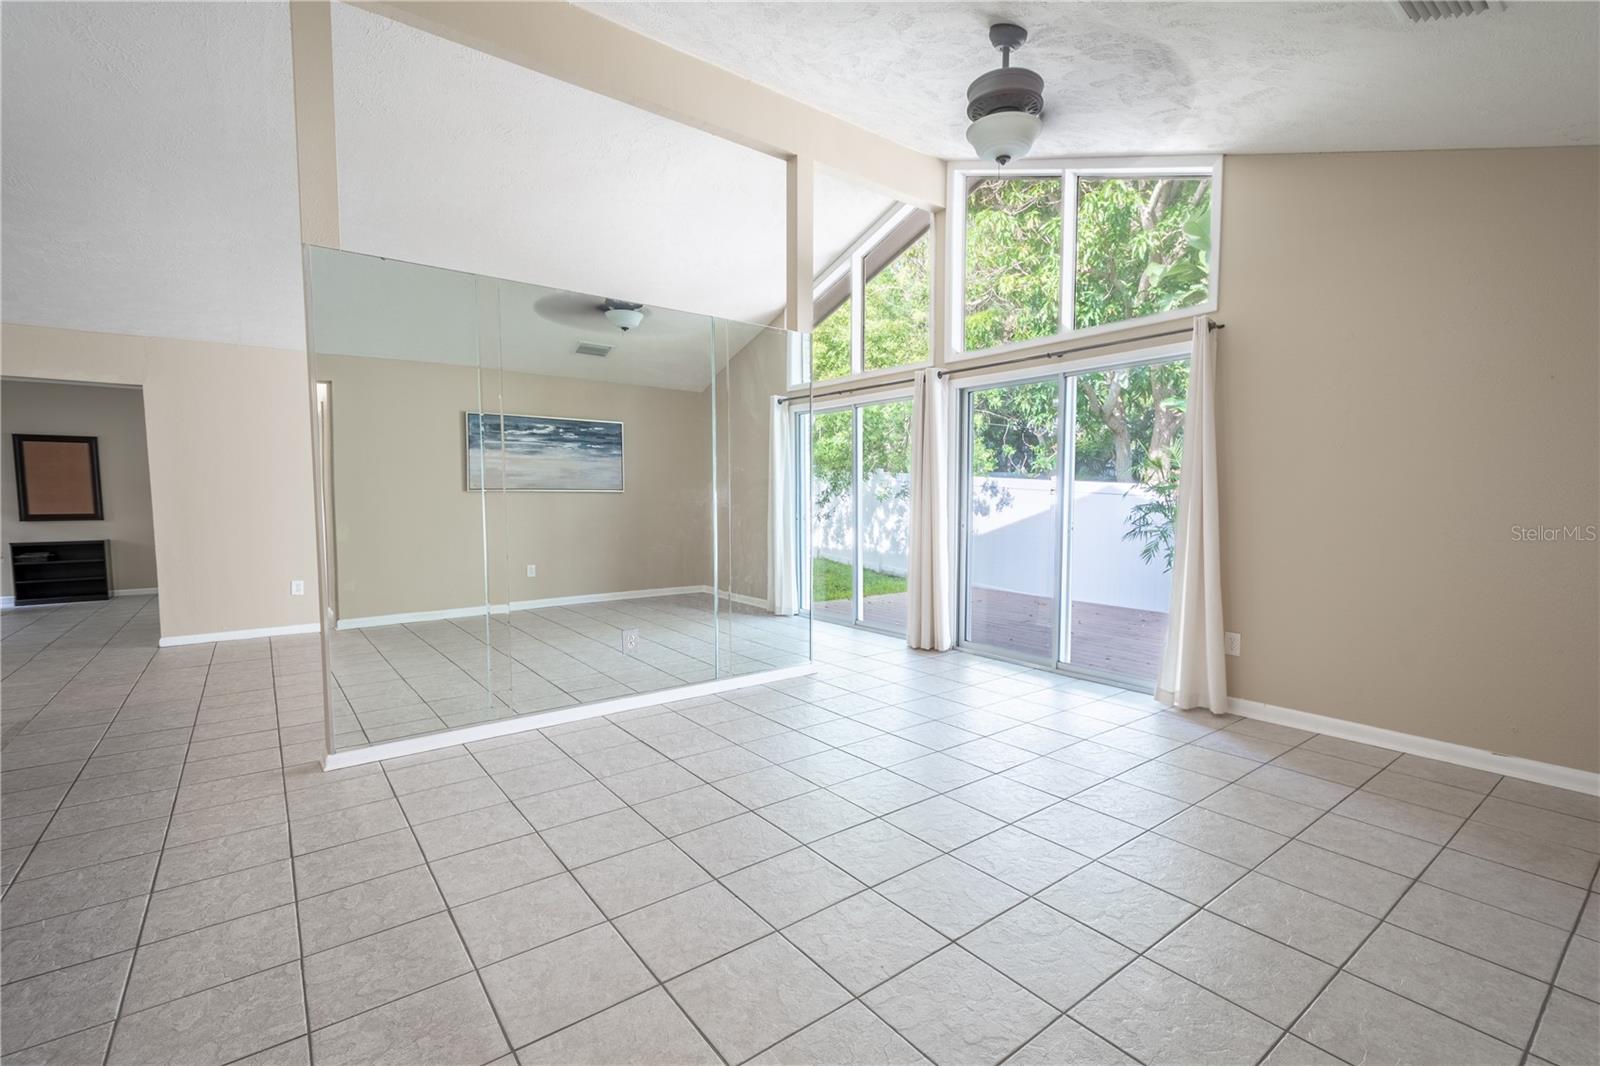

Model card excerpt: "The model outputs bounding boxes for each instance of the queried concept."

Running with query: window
[803,205,932,383]
[811,297,852,382]
[1074,176,1211,330]
[952,158,1220,359]
[799,397,913,635]
[863,227,930,373]
[963,176,1063,350]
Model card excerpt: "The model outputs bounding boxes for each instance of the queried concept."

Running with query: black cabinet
[8,540,111,606]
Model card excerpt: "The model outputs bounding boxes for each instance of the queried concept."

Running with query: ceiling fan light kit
[601,298,645,332]
[965,22,1044,166]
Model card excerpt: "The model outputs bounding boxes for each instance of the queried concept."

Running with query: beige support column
[929,207,949,365]
[289,1,340,247]
[785,155,815,334]
[288,1,341,762]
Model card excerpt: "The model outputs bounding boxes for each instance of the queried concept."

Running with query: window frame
[796,203,934,388]
[945,155,1223,366]
[954,339,1194,690]
[792,383,917,636]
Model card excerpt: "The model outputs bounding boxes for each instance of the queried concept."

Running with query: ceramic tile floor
[2,595,1598,1066]
[326,595,812,748]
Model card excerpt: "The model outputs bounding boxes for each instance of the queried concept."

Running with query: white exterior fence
[813,474,1173,614]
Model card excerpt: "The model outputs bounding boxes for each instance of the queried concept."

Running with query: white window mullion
[849,253,865,375]
[1061,167,1078,337]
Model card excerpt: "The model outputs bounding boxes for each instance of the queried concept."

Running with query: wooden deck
[967,587,1167,682]
[813,586,1167,684]
[812,592,907,632]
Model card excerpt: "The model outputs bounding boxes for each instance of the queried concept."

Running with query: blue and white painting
[465,413,624,492]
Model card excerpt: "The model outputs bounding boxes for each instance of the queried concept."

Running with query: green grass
[811,557,907,602]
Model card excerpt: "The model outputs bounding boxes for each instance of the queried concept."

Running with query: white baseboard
[2,589,155,608]
[1229,697,1599,796]
[334,585,770,630]
[324,662,817,770]
[515,586,706,612]
[715,589,773,610]
[158,622,320,647]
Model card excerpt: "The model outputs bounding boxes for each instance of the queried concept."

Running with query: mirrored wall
[304,246,810,755]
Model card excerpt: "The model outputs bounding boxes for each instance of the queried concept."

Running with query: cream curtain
[767,397,799,616]
[1155,316,1228,713]
[907,368,954,649]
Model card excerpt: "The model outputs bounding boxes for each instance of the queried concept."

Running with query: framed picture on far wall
[12,434,104,520]
[464,413,625,492]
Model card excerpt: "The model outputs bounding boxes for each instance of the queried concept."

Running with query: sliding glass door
[859,400,911,630]
[960,355,1187,688]
[963,379,1062,659]
[808,409,855,626]
[801,398,912,635]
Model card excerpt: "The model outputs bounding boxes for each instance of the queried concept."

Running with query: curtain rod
[779,321,1222,404]
[935,321,1223,379]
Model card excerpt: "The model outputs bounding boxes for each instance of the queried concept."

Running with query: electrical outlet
[1225,632,1241,656]
[525,564,537,578]
[621,628,640,654]
[290,580,305,597]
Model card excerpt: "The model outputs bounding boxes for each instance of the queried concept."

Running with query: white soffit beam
[352,0,947,209]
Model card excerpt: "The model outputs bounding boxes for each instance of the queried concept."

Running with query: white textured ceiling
[1,2,306,348]
[582,1,1600,157]
[329,1,893,328]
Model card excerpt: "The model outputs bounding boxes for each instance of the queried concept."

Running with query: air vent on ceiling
[1392,0,1505,22]
[575,342,613,358]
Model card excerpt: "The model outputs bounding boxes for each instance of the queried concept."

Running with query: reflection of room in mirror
[304,247,811,757]
[324,594,810,748]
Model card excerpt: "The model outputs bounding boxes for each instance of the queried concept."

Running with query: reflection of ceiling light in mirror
[601,298,645,332]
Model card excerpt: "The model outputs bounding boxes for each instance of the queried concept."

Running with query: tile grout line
[1516,861,1600,1066]
[1,603,157,903]
[268,634,318,1066]
[379,752,527,1065]
[451,707,1277,1063]
[97,633,217,1066]
[459,722,741,1065]
[1252,781,1507,1065]
[641,701,1577,1063]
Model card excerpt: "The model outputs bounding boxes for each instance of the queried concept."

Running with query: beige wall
[1,379,157,596]
[316,353,715,619]
[914,147,1600,771]
[1212,148,1599,771]
[0,324,319,639]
